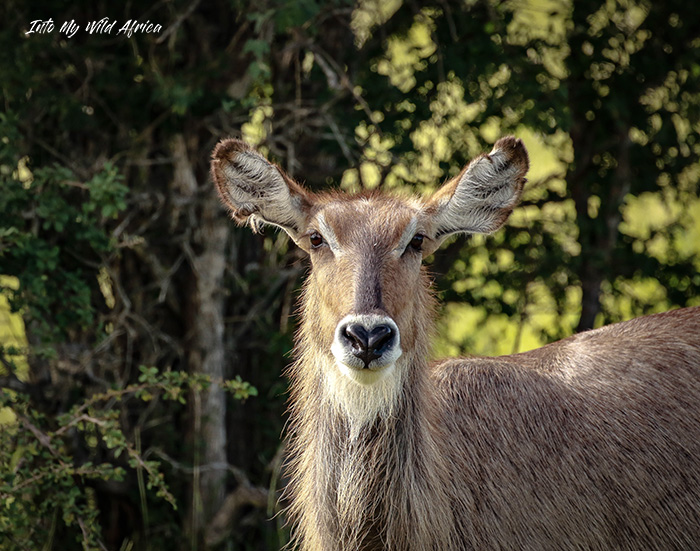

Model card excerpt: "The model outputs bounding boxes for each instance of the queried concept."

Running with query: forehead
[311,193,422,245]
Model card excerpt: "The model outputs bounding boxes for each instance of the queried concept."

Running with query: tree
[566,0,700,330]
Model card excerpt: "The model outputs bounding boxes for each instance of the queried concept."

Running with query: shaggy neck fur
[284,277,456,551]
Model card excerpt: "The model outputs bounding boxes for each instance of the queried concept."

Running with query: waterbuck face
[211,137,528,388]
[303,194,429,385]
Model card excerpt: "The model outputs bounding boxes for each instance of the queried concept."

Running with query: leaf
[242,39,270,59]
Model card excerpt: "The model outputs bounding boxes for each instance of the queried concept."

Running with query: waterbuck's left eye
[309,232,325,249]
[408,234,424,252]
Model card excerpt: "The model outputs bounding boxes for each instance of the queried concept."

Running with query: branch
[156,0,204,44]
[146,447,271,547]
[17,414,59,458]
[0,369,27,393]
[204,484,270,549]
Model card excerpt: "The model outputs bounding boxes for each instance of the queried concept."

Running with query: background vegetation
[1,0,699,549]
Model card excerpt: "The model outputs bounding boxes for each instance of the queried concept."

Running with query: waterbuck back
[211,136,700,550]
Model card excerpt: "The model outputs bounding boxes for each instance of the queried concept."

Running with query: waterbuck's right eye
[408,234,424,252]
[309,232,325,249]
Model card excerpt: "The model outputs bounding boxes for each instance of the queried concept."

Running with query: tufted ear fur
[210,139,314,243]
[424,136,529,249]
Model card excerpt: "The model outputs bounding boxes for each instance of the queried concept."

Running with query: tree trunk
[567,3,632,333]
[174,134,229,544]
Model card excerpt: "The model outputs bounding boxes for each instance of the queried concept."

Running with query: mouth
[336,360,397,385]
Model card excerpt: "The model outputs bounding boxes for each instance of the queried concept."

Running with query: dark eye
[408,234,424,252]
[309,232,324,249]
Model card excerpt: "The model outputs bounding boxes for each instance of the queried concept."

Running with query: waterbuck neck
[285,326,456,551]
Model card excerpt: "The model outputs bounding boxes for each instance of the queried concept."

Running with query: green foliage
[0,366,256,549]
[223,375,259,401]
[1,390,126,549]
[0,159,128,343]
[274,0,321,32]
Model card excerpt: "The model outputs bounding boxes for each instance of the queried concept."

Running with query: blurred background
[1,0,699,549]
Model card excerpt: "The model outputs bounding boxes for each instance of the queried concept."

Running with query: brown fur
[211,137,700,550]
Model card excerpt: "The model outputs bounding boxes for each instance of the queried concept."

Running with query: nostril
[343,323,369,353]
[368,325,394,354]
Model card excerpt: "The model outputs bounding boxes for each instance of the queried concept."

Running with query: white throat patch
[322,355,405,437]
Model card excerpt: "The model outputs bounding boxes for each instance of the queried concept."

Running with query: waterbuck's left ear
[210,139,313,243]
[424,136,529,248]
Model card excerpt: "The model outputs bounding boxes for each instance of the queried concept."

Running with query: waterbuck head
[211,138,528,421]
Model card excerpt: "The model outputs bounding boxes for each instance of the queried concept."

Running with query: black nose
[342,323,396,368]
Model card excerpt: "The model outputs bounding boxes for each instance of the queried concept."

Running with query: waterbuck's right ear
[211,139,313,242]
[423,136,529,251]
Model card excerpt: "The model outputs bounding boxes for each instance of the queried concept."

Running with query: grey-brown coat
[211,136,700,550]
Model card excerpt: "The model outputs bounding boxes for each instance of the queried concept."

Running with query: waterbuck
[210,136,700,550]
